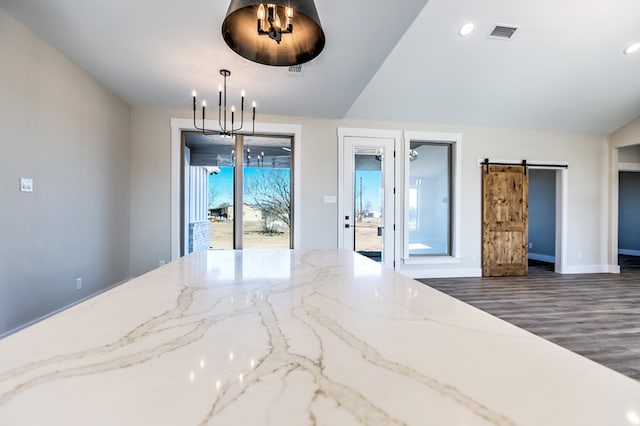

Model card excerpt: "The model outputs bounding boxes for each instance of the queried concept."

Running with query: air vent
[288,64,304,76]
[488,24,519,40]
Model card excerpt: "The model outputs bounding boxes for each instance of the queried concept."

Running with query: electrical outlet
[159,260,166,267]
[528,242,533,249]
[76,278,82,290]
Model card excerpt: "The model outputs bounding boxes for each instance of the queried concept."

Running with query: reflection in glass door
[341,137,395,269]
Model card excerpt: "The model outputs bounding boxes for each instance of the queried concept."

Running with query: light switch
[20,178,33,192]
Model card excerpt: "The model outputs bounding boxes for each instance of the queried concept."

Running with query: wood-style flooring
[418,255,640,381]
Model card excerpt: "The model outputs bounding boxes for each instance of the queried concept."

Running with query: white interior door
[340,136,395,269]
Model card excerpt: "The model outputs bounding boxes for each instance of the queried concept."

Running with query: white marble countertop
[1,249,639,425]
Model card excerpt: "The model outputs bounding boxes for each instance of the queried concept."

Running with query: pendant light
[221,0,325,67]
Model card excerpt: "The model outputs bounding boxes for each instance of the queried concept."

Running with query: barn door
[482,165,528,276]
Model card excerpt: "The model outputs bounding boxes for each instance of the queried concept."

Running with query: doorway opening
[182,131,293,254]
[528,169,557,272]
[618,170,640,271]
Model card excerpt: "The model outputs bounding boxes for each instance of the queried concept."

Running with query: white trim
[528,253,555,263]
[619,249,640,256]
[609,147,620,271]
[170,118,302,260]
[337,127,402,270]
[401,268,482,279]
[554,168,568,274]
[402,256,462,265]
[619,162,640,172]
[560,265,619,274]
[404,132,462,261]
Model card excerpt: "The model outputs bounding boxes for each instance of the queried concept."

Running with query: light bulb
[624,42,640,55]
[202,100,207,107]
[257,4,265,20]
[286,7,293,18]
[218,83,222,92]
[274,12,281,29]
[252,101,256,108]
[231,105,235,112]
[241,90,246,97]
[459,22,474,36]
[192,89,197,97]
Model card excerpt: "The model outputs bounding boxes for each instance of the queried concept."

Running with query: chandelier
[191,69,255,137]
[222,0,325,67]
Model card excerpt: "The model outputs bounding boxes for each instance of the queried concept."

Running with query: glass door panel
[184,133,235,249]
[184,132,293,250]
[242,136,292,249]
[354,153,383,262]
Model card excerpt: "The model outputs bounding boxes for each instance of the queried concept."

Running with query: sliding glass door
[183,132,293,251]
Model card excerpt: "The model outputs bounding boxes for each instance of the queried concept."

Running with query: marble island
[1,249,639,425]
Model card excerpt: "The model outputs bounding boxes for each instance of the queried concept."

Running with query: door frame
[337,127,401,269]
[170,118,302,260]
[477,159,568,274]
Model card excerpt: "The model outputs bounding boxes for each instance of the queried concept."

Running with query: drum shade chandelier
[222,0,325,66]
[191,69,256,137]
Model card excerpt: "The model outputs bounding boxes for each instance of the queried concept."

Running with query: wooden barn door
[482,165,528,276]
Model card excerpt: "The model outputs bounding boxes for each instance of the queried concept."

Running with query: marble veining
[1,249,639,425]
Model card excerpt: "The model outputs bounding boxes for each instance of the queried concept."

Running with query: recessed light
[459,22,474,37]
[624,42,640,55]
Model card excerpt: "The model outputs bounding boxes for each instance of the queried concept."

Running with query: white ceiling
[1,0,639,133]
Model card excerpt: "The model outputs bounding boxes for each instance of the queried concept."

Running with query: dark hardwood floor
[418,255,640,381]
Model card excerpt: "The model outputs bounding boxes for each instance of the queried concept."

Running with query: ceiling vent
[288,64,305,77]
[488,24,519,40]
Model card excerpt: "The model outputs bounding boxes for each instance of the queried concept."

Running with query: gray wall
[528,169,556,258]
[619,145,640,163]
[619,172,640,252]
[0,10,131,335]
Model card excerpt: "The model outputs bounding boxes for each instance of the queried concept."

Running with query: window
[403,132,461,261]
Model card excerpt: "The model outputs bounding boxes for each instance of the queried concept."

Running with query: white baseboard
[399,267,483,279]
[0,277,131,339]
[618,249,640,256]
[528,253,556,263]
[560,265,619,274]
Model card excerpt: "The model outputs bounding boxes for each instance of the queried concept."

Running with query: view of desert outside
[205,146,383,253]
[353,167,383,256]
[354,219,382,252]
[207,147,291,249]
[209,220,289,249]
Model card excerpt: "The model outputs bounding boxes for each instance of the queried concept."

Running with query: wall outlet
[76,278,82,290]
[528,242,533,249]
[159,260,166,267]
